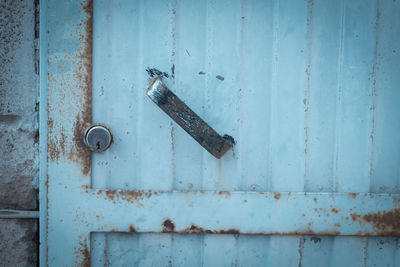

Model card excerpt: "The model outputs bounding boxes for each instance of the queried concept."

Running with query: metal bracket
[147,77,234,159]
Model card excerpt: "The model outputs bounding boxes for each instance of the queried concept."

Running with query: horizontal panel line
[67,189,400,236]
[0,209,39,219]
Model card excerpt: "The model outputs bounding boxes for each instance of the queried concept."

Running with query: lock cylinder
[84,124,113,152]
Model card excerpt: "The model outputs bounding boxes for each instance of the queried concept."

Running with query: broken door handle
[147,77,234,159]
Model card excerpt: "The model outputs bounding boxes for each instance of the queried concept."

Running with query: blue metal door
[41,0,400,266]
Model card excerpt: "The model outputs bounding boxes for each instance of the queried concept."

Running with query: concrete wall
[0,0,39,266]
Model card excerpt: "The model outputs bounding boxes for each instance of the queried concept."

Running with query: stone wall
[0,0,39,266]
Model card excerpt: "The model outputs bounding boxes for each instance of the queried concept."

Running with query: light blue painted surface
[42,0,400,266]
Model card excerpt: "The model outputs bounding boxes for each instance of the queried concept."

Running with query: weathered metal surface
[43,0,400,266]
[147,77,234,159]
[72,190,400,237]
[45,0,93,266]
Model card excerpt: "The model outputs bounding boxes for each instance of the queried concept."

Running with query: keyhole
[84,124,113,152]
[96,140,101,150]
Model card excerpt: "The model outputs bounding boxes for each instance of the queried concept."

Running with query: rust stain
[182,224,213,234]
[348,193,358,199]
[74,235,90,267]
[162,219,175,233]
[274,193,281,200]
[47,0,93,177]
[136,221,350,236]
[362,208,400,234]
[47,118,60,161]
[171,224,240,235]
[313,197,317,203]
[331,208,339,214]
[129,224,137,232]
[217,229,240,235]
[218,191,231,197]
[98,190,153,203]
[348,208,400,235]
[71,115,91,176]
[351,212,361,222]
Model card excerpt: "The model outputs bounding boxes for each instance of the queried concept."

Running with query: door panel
[91,233,400,267]
[42,0,400,266]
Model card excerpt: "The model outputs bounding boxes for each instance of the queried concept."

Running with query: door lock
[84,124,113,152]
[147,77,235,159]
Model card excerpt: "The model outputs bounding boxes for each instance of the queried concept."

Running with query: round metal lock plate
[84,124,112,152]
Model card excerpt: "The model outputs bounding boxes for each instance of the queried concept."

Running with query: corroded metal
[147,77,234,159]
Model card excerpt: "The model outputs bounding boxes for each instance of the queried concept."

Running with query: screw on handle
[147,77,235,159]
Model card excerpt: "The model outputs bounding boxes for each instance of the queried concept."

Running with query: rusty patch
[74,235,90,267]
[347,208,400,235]
[68,0,93,175]
[181,224,213,234]
[160,222,242,236]
[348,193,358,199]
[274,193,281,200]
[71,116,91,175]
[98,190,153,203]
[174,224,241,235]
[351,212,361,222]
[218,191,230,197]
[362,208,400,234]
[313,197,317,203]
[129,224,137,232]
[105,190,117,200]
[47,0,93,177]
[217,229,240,235]
[162,219,175,233]
[147,224,349,236]
[331,208,339,214]
[47,118,60,161]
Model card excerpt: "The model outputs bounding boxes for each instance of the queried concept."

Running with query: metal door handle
[147,77,234,159]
